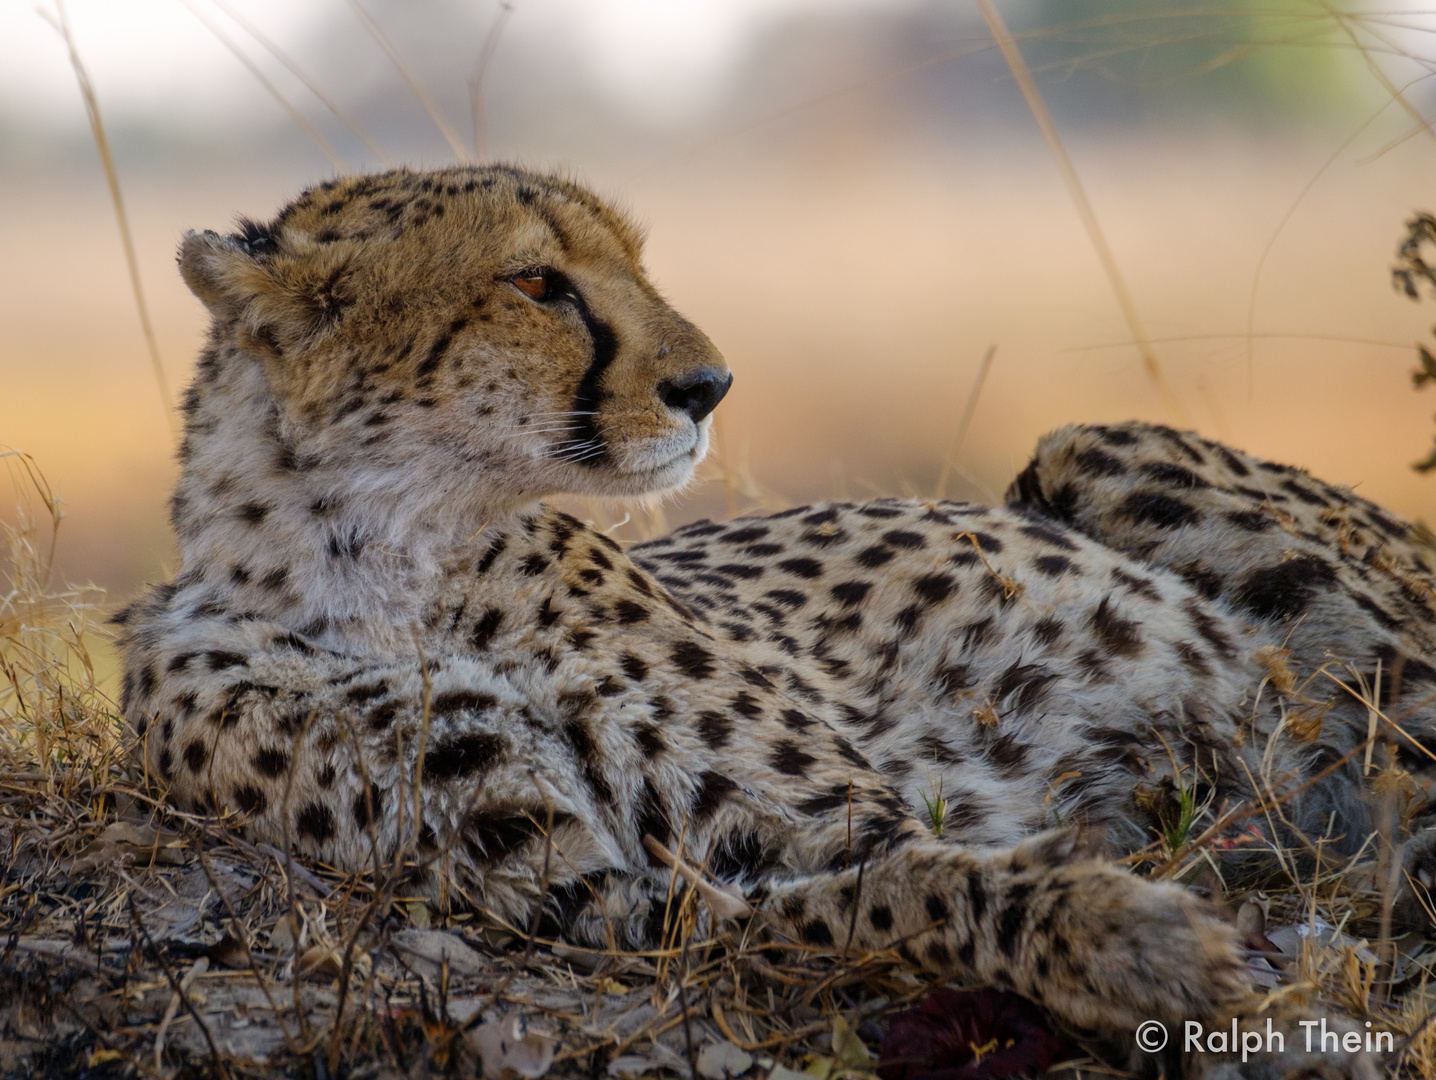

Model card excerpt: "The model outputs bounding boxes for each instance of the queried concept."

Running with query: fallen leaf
[392,928,490,979]
[832,1015,874,1070]
[66,822,188,873]
[268,917,297,954]
[472,1014,556,1080]
[801,1056,833,1080]
[204,929,252,969]
[297,945,343,980]
[407,900,433,928]
[768,1066,809,1080]
[697,1040,754,1079]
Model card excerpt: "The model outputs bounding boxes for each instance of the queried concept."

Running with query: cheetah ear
[178,229,272,321]
[179,225,351,361]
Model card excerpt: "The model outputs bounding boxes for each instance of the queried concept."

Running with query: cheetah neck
[169,345,541,653]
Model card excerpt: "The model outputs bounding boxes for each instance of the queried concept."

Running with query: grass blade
[177,0,348,171]
[973,0,1187,426]
[346,0,472,162]
[205,0,393,166]
[41,1,177,442]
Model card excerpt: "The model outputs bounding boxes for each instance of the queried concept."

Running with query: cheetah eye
[511,271,553,301]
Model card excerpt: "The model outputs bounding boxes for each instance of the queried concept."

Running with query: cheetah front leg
[757,827,1250,1043]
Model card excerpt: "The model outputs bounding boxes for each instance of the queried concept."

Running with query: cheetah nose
[658,368,732,425]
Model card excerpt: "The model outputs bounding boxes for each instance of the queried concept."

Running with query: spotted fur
[116,167,1417,1064]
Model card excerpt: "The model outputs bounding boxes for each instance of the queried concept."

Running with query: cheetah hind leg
[1009,422,1436,887]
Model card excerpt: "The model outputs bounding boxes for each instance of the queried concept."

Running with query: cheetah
[115,164,1427,1065]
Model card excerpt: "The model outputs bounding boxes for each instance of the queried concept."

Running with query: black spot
[206,651,246,671]
[966,875,988,921]
[1227,509,1273,532]
[883,530,926,549]
[996,885,1035,956]
[723,526,770,544]
[796,786,850,815]
[966,531,1003,554]
[232,785,266,815]
[1117,491,1200,529]
[424,733,506,780]
[696,710,732,749]
[614,600,650,624]
[707,831,780,882]
[765,589,808,609]
[925,894,951,923]
[830,581,872,606]
[1140,461,1209,489]
[869,904,894,932]
[691,771,738,821]
[671,640,716,679]
[563,720,615,805]
[183,739,208,774]
[634,722,665,757]
[777,557,823,579]
[994,662,1059,712]
[635,776,672,850]
[855,545,895,568]
[961,617,996,648]
[1232,556,1337,621]
[238,502,269,524]
[1184,601,1235,657]
[416,318,467,379]
[252,747,290,778]
[1090,597,1143,657]
[1073,448,1126,477]
[912,573,955,604]
[1032,616,1063,645]
[296,802,335,844]
[1281,479,1328,506]
[802,919,834,947]
[1179,564,1225,600]
[471,607,504,649]
[1033,555,1072,577]
[431,690,499,715]
[476,535,508,574]
[1111,567,1161,600]
[464,810,540,865]
[1213,443,1251,476]
[770,740,816,776]
[1019,523,1078,551]
[620,652,650,681]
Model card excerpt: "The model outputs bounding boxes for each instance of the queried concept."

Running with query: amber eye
[512,272,549,300]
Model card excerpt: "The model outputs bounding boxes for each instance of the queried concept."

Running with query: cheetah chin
[117,165,1427,1074]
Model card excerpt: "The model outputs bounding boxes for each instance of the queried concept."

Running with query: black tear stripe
[565,286,620,467]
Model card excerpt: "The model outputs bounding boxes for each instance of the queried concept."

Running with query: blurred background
[5,0,1436,619]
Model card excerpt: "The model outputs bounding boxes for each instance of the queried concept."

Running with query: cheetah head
[177,165,729,512]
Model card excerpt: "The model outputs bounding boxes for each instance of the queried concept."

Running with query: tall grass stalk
[177,0,348,171]
[205,0,394,166]
[41,0,177,442]
[974,0,1187,427]
[346,0,472,162]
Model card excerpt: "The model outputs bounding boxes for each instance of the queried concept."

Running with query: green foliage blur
[1017,0,1360,121]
